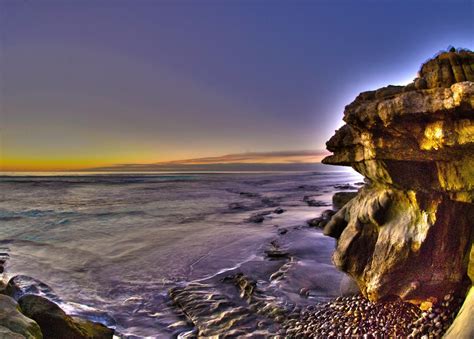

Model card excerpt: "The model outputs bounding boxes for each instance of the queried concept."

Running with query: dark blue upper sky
[1,0,473,170]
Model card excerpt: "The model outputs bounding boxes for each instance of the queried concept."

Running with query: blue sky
[1,0,473,170]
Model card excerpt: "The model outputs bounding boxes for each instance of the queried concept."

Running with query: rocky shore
[169,264,464,338]
[169,49,473,338]
[0,261,115,338]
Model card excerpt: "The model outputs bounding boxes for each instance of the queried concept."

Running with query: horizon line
[1,149,331,172]
[1,162,335,173]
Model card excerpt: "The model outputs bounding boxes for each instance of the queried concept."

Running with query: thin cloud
[86,150,329,172]
[161,150,329,164]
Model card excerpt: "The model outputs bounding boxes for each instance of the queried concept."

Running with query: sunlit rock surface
[322,50,474,308]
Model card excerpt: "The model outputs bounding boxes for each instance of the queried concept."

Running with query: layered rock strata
[322,49,474,312]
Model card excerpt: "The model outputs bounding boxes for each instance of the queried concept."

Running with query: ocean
[0,167,362,337]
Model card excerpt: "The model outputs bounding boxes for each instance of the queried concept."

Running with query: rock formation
[0,275,114,338]
[18,294,114,339]
[0,295,42,339]
[322,49,474,333]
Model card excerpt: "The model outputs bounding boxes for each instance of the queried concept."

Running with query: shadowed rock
[273,207,285,214]
[303,195,331,207]
[248,211,271,223]
[0,295,42,339]
[332,192,357,210]
[307,209,335,228]
[18,295,113,339]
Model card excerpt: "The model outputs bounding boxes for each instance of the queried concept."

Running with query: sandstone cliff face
[322,49,474,304]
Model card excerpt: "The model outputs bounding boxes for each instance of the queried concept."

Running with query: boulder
[0,295,42,339]
[273,207,285,214]
[307,209,335,228]
[5,276,55,302]
[0,325,27,339]
[18,295,113,339]
[322,49,474,306]
[332,192,357,210]
[248,210,272,223]
[303,195,331,207]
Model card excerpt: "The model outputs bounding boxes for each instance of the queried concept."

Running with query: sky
[0,0,473,171]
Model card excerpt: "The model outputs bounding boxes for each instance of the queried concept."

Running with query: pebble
[280,292,463,338]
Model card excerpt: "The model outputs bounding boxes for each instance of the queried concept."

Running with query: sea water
[0,167,362,337]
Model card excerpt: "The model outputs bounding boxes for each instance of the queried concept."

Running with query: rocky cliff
[322,49,474,334]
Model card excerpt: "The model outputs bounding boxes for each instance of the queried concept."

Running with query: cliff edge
[322,49,474,336]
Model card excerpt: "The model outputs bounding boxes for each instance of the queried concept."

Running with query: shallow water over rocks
[0,169,362,337]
